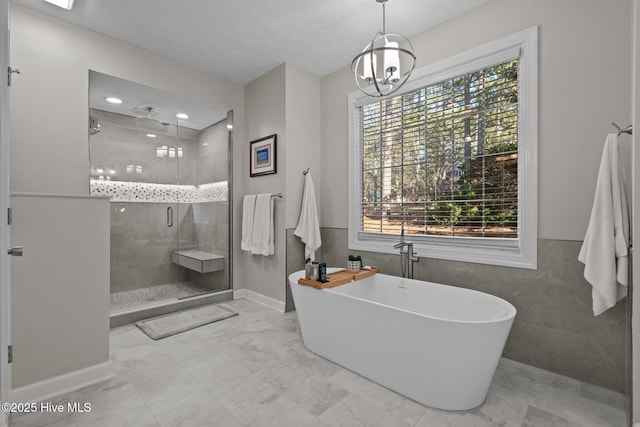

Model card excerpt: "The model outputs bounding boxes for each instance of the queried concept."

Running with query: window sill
[348,233,537,270]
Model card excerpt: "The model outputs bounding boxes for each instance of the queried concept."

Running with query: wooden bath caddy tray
[298,267,379,289]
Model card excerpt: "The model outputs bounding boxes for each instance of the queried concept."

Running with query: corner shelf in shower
[171,250,225,273]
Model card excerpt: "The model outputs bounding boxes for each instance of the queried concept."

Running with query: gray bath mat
[136,304,238,340]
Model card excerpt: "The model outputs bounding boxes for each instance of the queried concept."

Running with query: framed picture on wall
[249,134,277,177]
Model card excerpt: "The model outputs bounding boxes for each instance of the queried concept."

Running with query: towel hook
[612,122,633,136]
[303,168,310,175]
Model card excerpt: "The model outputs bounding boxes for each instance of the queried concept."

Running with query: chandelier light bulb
[363,52,377,83]
[384,40,400,83]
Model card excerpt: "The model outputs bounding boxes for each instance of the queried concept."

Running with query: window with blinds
[359,59,519,239]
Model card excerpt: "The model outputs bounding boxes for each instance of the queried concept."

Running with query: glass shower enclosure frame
[88,70,233,317]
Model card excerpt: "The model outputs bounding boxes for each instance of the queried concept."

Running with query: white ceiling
[11,0,491,84]
[14,0,491,127]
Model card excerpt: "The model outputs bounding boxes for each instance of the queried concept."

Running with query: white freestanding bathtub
[288,269,516,411]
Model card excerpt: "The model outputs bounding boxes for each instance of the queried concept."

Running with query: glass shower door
[173,116,199,299]
[176,116,231,299]
[133,114,182,305]
[88,105,181,312]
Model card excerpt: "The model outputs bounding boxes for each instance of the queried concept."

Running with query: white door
[0,0,12,413]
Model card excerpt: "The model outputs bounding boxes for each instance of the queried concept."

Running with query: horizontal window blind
[360,59,519,239]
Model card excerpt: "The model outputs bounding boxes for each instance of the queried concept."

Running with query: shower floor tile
[10,299,629,427]
[110,282,213,313]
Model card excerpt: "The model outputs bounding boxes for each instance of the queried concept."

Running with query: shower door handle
[7,246,23,256]
[167,207,173,228]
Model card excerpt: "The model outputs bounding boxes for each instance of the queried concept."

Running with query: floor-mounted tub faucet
[393,228,419,279]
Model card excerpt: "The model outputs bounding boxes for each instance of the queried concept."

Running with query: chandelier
[351,0,417,97]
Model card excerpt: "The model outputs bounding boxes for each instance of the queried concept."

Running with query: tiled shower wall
[197,121,228,184]
[110,200,229,294]
[97,112,230,295]
[286,227,627,394]
[90,109,200,185]
[110,202,191,292]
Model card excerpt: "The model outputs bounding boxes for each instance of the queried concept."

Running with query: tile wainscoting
[285,229,309,312]
[285,227,628,394]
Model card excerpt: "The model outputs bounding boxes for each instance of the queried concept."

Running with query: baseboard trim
[9,360,114,404]
[234,288,285,312]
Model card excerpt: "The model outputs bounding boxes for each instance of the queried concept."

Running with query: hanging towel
[241,195,256,252]
[251,193,275,256]
[294,172,322,261]
[578,134,629,316]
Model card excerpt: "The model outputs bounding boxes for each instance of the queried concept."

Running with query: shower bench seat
[171,250,225,273]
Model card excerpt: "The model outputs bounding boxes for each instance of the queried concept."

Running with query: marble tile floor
[110,282,214,313]
[11,298,628,427]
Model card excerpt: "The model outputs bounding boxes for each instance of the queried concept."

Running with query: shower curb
[110,289,233,328]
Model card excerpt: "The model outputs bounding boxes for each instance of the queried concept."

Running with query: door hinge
[7,207,11,225]
[7,345,12,364]
[7,67,20,87]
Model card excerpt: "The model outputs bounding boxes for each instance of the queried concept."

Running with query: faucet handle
[406,243,419,262]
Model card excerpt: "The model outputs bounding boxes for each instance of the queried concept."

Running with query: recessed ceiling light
[44,0,74,10]
[146,134,157,138]
[106,97,123,104]
[176,113,189,119]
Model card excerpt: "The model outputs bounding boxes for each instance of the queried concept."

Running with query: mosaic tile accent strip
[195,182,228,203]
[91,179,228,203]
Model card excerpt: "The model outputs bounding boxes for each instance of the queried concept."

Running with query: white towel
[251,193,275,256]
[578,134,629,316]
[294,172,322,261]
[241,195,256,252]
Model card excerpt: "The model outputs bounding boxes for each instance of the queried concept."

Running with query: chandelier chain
[382,2,386,34]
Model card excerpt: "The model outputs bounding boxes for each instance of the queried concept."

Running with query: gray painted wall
[241,63,322,306]
[241,64,287,303]
[11,195,110,388]
[319,0,632,241]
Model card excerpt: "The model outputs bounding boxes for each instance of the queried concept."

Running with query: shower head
[132,106,170,126]
[132,106,159,120]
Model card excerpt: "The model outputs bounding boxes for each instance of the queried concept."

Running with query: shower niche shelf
[171,250,225,273]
